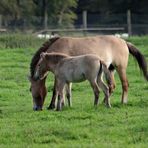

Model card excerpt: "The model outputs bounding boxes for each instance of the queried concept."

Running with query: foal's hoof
[106,104,111,108]
[47,104,55,110]
[102,99,106,104]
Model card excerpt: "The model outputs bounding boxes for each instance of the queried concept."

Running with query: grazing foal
[34,52,113,111]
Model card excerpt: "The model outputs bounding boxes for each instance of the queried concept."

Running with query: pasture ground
[0,36,148,148]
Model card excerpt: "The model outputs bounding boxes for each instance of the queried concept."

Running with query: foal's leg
[47,77,57,109]
[89,80,100,106]
[56,81,65,111]
[97,75,111,107]
[65,83,72,107]
[117,67,129,104]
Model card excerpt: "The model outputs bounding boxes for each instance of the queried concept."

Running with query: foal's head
[34,52,69,81]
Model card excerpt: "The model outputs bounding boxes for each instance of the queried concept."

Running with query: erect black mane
[30,37,60,78]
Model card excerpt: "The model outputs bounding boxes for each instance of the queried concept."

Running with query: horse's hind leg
[108,65,116,94]
[97,75,111,107]
[65,83,72,107]
[117,67,129,104]
[89,80,100,106]
[109,70,116,94]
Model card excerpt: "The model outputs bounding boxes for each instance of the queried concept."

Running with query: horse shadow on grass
[56,97,148,113]
[112,99,148,108]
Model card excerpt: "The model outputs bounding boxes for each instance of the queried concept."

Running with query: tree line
[0,0,147,30]
[0,0,77,29]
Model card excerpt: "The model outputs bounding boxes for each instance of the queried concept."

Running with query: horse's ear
[40,52,46,59]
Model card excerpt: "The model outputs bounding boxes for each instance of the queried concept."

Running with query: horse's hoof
[33,106,42,111]
[121,100,128,104]
[47,104,55,110]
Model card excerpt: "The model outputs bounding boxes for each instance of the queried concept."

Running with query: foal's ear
[40,52,46,59]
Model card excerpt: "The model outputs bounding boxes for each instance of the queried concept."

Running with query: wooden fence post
[83,10,87,29]
[82,10,87,36]
[127,9,132,36]
[0,15,2,28]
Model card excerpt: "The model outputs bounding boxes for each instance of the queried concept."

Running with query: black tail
[126,42,148,81]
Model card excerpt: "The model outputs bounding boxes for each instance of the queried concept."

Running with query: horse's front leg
[47,77,57,110]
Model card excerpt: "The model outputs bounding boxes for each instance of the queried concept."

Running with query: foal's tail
[99,61,113,93]
[126,42,148,81]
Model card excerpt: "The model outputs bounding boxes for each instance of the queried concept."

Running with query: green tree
[53,0,78,27]
[33,0,78,29]
[0,0,36,27]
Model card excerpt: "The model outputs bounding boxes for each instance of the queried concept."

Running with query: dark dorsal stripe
[30,37,60,78]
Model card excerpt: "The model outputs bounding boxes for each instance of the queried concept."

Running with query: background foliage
[0,0,148,31]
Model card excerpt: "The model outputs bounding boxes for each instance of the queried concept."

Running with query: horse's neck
[47,55,67,73]
[47,62,57,74]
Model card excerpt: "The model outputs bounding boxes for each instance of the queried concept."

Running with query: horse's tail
[99,61,113,93]
[126,42,148,81]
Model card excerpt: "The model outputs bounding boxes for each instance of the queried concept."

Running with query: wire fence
[0,12,148,35]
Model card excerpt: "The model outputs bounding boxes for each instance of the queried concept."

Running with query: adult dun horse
[29,36,148,111]
[34,53,113,110]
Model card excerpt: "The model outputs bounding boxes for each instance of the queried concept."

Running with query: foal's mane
[30,37,60,78]
[45,52,70,65]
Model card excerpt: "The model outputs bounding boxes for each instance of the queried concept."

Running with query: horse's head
[34,52,49,81]
[28,76,47,111]
[29,37,60,111]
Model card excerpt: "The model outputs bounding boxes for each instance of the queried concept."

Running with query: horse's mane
[30,37,60,78]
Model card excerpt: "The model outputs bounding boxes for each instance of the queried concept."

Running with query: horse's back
[48,35,129,67]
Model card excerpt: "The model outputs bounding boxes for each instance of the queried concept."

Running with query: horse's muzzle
[33,71,40,81]
[33,106,42,111]
[33,75,40,81]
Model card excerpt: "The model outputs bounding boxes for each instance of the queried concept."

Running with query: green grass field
[0,36,148,148]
